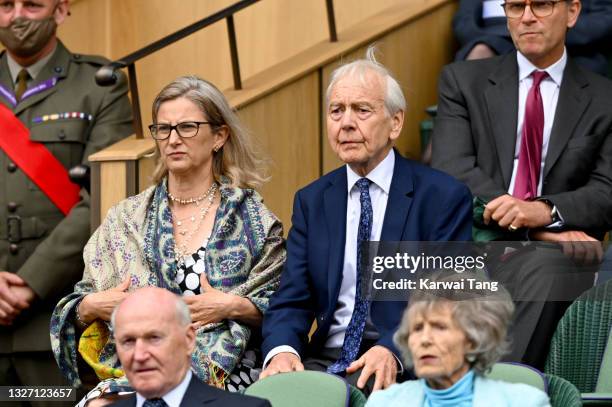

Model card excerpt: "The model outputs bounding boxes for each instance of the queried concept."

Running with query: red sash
[0,102,80,215]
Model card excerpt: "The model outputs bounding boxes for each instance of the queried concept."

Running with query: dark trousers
[302,339,408,397]
[491,245,596,370]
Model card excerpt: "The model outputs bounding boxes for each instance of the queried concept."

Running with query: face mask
[0,16,57,58]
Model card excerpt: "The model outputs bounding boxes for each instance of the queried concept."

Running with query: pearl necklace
[171,183,218,266]
[168,182,217,205]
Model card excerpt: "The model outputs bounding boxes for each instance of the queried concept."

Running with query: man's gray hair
[110,293,192,330]
[325,45,406,117]
[394,272,514,375]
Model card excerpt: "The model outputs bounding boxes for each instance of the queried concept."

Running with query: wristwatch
[539,199,561,223]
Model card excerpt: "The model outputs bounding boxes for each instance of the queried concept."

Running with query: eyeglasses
[502,0,565,19]
[148,121,210,140]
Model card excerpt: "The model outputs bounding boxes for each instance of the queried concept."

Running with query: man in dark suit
[453,0,612,75]
[260,48,473,395]
[432,0,612,368]
[106,287,269,407]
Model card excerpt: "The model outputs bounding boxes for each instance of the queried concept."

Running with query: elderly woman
[50,76,285,395]
[367,273,550,407]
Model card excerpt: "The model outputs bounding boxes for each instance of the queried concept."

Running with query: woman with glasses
[50,76,286,399]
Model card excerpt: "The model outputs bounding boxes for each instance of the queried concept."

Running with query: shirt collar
[136,370,192,407]
[517,47,566,86]
[346,148,394,195]
[6,43,57,84]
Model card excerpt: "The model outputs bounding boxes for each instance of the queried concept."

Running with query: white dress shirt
[325,148,394,347]
[263,149,395,367]
[135,370,192,407]
[508,49,567,196]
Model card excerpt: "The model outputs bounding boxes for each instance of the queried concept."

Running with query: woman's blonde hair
[150,75,268,188]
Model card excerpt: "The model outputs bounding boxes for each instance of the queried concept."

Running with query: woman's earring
[466,354,476,363]
[213,146,220,153]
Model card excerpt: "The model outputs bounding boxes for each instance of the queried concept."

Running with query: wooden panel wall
[236,73,321,226]
[58,0,437,133]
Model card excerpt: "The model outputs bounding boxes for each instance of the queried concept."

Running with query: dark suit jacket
[110,375,270,407]
[262,152,473,359]
[453,0,612,76]
[431,52,612,239]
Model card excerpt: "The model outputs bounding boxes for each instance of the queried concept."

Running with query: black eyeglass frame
[148,121,211,140]
[501,0,566,19]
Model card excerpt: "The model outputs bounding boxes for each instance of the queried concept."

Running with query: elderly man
[103,287,270,407]
[260,48,473,395]
[432,0,612,368]
[0,0,132,391]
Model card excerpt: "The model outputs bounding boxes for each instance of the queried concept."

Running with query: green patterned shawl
[50,179,285,388]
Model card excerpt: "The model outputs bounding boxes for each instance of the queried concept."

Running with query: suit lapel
[380,153,413,242]
[13,41,70,116]
[323,169,348,306]
[544,59,590,178]
[484,53,520,189]
[181,376,217,406]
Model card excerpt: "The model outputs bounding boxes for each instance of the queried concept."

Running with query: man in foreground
[107,287,270,407]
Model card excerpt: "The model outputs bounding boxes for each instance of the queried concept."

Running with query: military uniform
[0,40,132,394]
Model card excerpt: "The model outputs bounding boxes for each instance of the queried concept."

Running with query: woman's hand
[184,274,234,329]
[78,276,131,324]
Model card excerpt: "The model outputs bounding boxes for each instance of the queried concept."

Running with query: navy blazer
[109,375,270,407]
[262,152,473,360]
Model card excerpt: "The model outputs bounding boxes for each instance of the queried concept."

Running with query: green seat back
[545,279,612,393]
[244,371,349,407]
[485,363,546,392]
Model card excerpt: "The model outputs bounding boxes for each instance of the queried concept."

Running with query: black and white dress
[176,245,261,392]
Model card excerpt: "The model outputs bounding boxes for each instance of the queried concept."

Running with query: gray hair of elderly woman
[150,75,268,189]
[110,293,191,331]
[393,272,514,375]
[325,45,406,117]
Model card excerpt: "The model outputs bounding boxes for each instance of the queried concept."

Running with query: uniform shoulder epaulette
[70,53,111,66]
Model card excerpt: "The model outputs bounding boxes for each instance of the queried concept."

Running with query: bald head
[112,287,195,399]
[111,287,191,329]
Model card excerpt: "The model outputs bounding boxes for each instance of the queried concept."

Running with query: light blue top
[423,370,474,407]
[366,374,551,407]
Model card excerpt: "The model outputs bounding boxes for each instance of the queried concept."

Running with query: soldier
[0,0,133,397]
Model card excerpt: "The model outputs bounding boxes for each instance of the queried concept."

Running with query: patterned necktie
[513,70,548,200]
[143,398,168,407]
[328,177,373,374]
[15,69,30,102]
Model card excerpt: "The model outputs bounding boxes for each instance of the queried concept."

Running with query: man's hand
[78,275,131,323]
[346,345,397,391]
[0,272,29,325]
[531,230,603,265]
[259,352,304,379]
[484,195,552,230]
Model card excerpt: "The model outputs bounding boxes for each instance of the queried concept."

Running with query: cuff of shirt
[263,345,301,368]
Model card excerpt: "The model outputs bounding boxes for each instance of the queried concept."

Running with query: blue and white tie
[328,177,373,374]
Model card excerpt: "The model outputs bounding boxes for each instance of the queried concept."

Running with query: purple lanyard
[0,77,58,108]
